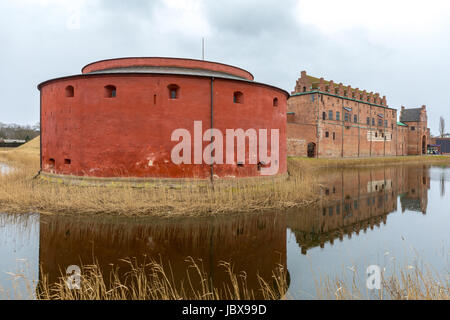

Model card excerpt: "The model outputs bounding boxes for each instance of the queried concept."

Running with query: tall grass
[33,259,448,300]
[0,138,317,217]
[36,258,289,300]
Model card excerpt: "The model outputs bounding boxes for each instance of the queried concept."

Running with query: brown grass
[36,258,289,300]
[289,154,450,169]
[33,259,448,300]
[0,137,317,217]
[1,137,449,217]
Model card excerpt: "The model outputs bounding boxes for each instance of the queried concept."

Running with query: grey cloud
[0,1,449,134]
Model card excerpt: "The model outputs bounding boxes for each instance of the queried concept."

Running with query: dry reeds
[36,258,289,300]
[33,258,448,300]
[0,138,318,217]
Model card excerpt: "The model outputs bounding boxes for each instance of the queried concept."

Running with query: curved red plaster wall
[39,58,287,180]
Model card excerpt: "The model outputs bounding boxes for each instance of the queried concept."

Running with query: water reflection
[38,212,287,299]
[0,164,449,299]
[0,214,39,299]
[0,163,12,175]
[287,166,431,255]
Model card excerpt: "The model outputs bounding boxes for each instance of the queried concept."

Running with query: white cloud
[295,0,450,37]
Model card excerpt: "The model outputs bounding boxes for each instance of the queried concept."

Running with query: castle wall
[39,60,288,180]
[287,71,430,158]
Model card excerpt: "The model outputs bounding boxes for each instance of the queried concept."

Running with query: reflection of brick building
[287,166,430,254]
[287,71,430,158]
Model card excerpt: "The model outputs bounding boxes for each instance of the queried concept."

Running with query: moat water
[1,164,449,299]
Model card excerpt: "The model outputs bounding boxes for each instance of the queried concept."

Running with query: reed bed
[289,155,450,169]
[318,266,449,300]
[1,137,449,217]
[36,258,289,300]
[32,259,448,300]
[0,138,317,217]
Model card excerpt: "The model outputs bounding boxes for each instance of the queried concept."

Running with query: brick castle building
[38,57,288,181]
[287,71,430,158]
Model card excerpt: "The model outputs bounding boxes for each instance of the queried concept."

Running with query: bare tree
[439,116,446,138]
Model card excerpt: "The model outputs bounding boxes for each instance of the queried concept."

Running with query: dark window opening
[307,142,316,158]
[303,86,307,92]
[65,86,74,98]
[411,126,416,131]
[322,112,326,120]
[336,111,340,121]
[153,94,157,105]
[233,91,244,104]
[372,118,375,126]
[325,131,329,138]
[354,115,358,123]
[328,110,333,120]
[49,158,55,169]
[237,162,245,167]
[333,132,336,140]
[344,113,349,122]
[367,117,370,125]
[104,85,117,98]
[273,98,278,107]
[168,84,180,99]
[64,159,71,165]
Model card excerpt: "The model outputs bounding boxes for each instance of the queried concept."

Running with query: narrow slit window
[65,86,74,98]
[104,85,117,98]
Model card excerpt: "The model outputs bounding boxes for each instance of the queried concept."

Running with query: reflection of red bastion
[38,57,288,181]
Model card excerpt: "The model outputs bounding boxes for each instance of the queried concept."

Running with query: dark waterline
[0,164,449,299]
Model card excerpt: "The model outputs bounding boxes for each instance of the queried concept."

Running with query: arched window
[104,85,117,98]
[65,85,74,98]
[233,91,244,104]
[273,98,278,107]
[303,86,307,92]
[168,84,180,99]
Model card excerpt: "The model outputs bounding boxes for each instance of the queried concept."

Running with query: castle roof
[400,108,422,122]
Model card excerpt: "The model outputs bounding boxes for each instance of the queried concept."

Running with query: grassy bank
[289,154,450,169]
[0,138,317,217]
[1,137,449,217]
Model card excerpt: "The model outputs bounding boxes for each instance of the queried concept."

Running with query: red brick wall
[287,93,399,158]
[40,73,287,179]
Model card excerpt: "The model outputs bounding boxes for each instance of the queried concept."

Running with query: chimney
[301,71,307,79]
[337,83,343,96]
[329,80,334,93]
[319,78,325,91]
[374,93,380,104]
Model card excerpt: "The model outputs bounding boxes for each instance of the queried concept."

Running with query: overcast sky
[1,0,450,135]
